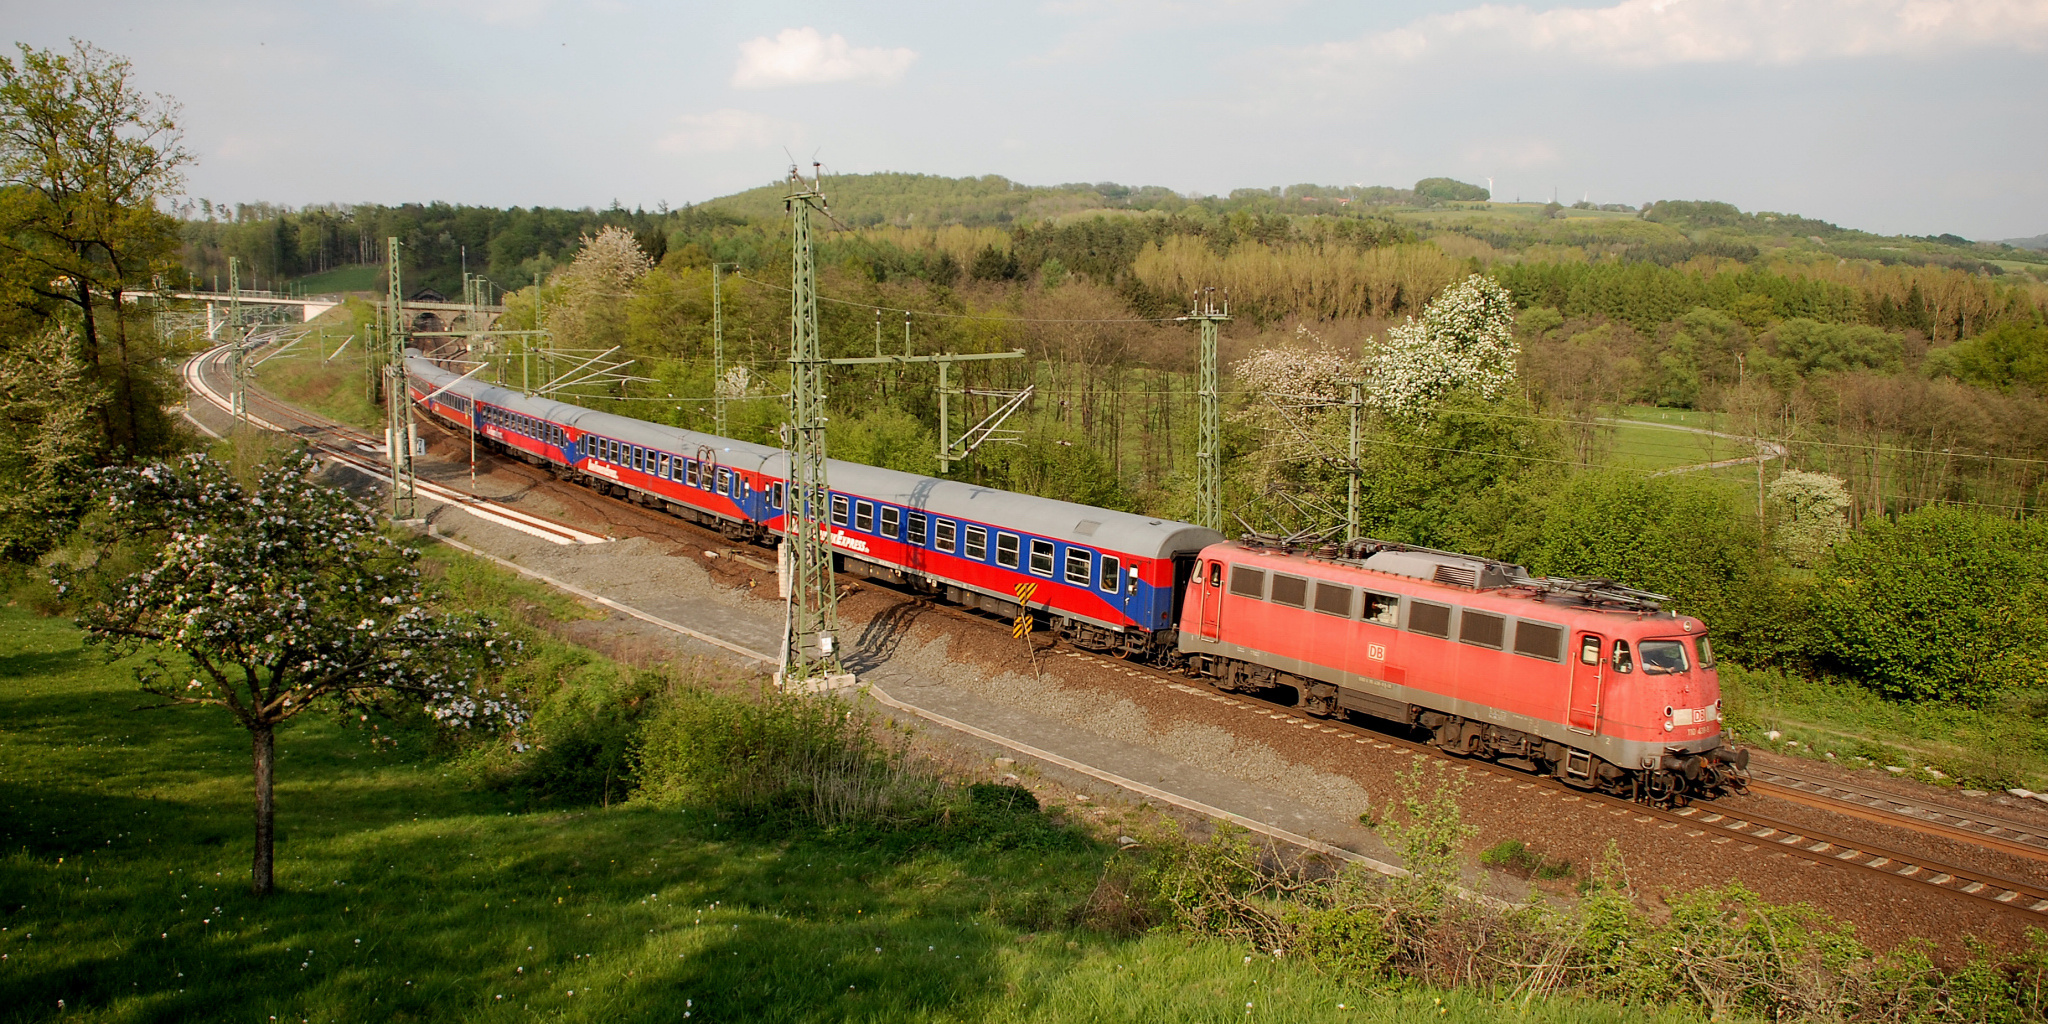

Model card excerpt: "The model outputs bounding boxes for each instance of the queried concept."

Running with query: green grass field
[0,601,1707,1024]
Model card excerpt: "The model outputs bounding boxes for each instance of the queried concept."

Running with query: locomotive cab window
[879,507,900,539]
[1695,636,1716,669]
[1313,581,1352,617]
[1208,562,1222,587]
[1611,640,1634,673]
[1029,539,1054,577]
[964,525,987,560]
[1513,621,1564,662]
[994,533,1019,569]
[1639,640,1691,675]
[1361,592,1399,626]
[936,519,958,554]
[1229,565,1265,599]
[1579,635,1601,665]
[1408,601,1452,638]
[1460,610,1506,649]
[854,501,874,532]
[831,495,849,526]
[905,511,927,544]
[1100,555,1121,592]
[1270,574,1308,608]
[1064,548,1091,586]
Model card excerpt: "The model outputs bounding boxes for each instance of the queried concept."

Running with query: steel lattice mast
[228,256,247,428]
[1184,288,1229,533]
[385,237,418,520]
[712,262,728,437]
[780,169,843,684]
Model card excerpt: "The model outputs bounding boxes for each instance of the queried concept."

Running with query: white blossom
[1363,273,1519,418]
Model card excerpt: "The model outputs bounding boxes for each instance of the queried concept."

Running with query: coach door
[1196,560,1224,641]
[1567,632,1605,733]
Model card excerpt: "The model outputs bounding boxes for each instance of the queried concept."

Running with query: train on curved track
[406,352,1749,804]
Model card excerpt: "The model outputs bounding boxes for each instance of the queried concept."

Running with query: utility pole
[1179,288,1229,533]
[780,168,845,688]
[228,257,247,429]
[712,262,728,437]
[385,237,417,521]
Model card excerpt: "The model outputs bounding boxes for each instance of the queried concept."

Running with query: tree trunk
[251,722,276,896]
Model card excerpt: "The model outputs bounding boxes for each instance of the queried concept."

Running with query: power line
[729,273,1183,324]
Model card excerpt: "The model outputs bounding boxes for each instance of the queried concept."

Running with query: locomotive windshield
[1639,640,1691,675]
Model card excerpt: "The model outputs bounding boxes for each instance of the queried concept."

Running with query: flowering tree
[65,448,522,895]
[1364,273,1519,418]
[1768,470,1851,568]
[546,225,654,351]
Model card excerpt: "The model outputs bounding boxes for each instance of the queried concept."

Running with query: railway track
[1748,766,2048,865]
[183,343,606,546]
[196,347,2048,925]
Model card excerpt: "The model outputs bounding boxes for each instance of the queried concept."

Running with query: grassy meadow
[2,594,1716,1024]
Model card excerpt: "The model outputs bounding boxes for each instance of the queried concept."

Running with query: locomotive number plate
[1367,643,1386,661]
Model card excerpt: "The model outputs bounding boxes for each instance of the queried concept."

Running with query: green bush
[1807,506,2048,703]
[632,684,945,827]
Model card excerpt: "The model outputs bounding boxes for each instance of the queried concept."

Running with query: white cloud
[730,27,917,88]
[1304,0,2048,70]
[656,110,794,154]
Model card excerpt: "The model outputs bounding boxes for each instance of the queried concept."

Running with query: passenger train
[406,352,1748,803]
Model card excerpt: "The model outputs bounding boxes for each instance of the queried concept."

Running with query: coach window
[1408,601,1453,638]
[1313,581,1353,617]
[995,532,1020,569]
[634,447,645,472]
[1611,640,1634,673]
[854,500,874,532]
[609,439,621,463]
[831,495,849,526]
[768,482,784,509]
[716,469,731,496]
[905,511,927,544]
[964,525,987,560]
[1361,592,1399,626]
[685,460,698,486]
[936,519,958,554]
[1460,611,1505,650]
[1100,555,1121,592]
[1229,565,1265,599]
[1064,548,1091,586]
[1028,539,1054,576]
[657,453,669,477]
[1513,621,1564,662]
[1270,574,1308,608]
[879,507,901,539]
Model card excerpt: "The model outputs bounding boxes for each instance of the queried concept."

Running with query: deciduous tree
[64,448,523,895]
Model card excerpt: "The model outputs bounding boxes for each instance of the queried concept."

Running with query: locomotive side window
[1313,581,1352,616]
[831,495,850,526]
[1100,555,1121,592]
[1229,566,1265,599]
[880,507,900,539]
[936,519,958,553]
[995,532,1020,568]
[1270,574,1308,608]
[1695,636,1716,669]
[1513,621,1564,662]
[1361,592,1399,626]
[1460,611,1505,649]
[1064,548,1091,586]
[905,511,927,543]
[1579,635,1601,665]
[1207,562,1222,587]
[1409,601,1453,638]
[965,525,987,560]
[854,501,874,532]
[1639,640,1690,675]
[1612,640,1634,673]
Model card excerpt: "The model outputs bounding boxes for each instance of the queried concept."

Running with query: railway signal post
[779,167,849,689]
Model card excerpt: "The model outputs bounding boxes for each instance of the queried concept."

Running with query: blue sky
[9,0,2046,239]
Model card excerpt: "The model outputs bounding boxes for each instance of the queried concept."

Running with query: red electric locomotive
[1179,537,1748,804]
